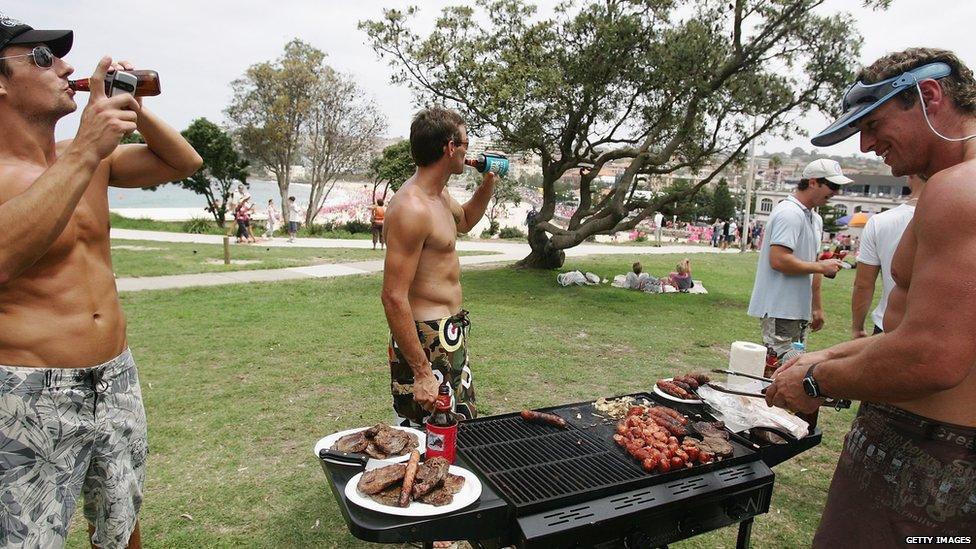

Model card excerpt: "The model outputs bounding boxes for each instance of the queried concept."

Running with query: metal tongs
[707,369,851,410]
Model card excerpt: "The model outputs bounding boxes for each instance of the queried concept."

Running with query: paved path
[111,229,736,292]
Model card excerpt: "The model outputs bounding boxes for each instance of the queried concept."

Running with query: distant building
[753,174,910,222]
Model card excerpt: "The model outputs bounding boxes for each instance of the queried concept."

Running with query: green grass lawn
[110,239,491,277]
[68,253,866,548]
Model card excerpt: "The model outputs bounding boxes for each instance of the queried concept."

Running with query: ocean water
[108,179,370,209]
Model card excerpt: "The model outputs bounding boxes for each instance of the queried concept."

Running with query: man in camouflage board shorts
[390,311,476,426]
[0,13,201,548]
[381,107,496,423]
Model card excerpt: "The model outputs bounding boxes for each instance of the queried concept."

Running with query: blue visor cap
[811,62,952,147]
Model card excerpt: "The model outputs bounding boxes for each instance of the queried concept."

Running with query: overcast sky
[10,0,975,158]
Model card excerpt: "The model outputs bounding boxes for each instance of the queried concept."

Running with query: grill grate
[457,395,762,517]
[458,414,646,514]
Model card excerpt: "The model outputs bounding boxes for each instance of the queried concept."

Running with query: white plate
[344,464,483,517]
[313,426,426,464]
[653,378,703,404]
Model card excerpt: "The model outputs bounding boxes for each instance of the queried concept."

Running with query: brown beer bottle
[69,70,162,97]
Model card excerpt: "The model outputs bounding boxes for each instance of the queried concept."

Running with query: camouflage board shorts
[814,402,976,547]
[389,310,476,427]
[0,349,148,549]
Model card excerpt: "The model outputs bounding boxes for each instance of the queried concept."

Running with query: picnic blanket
[611,274,708,294]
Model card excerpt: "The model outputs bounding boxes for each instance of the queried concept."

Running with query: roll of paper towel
[728,341,767,391]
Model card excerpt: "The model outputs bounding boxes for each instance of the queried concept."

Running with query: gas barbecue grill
[320,392,821,548]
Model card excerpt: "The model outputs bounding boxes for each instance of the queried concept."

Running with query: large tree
[175,118,249,227]
[225,39,323,223]
[711,179,736,221]
[362,0,888,268]
[368,140,415,203]
[303,67,387,224]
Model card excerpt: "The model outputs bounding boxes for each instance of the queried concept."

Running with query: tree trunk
[279,184,290,225]
[277,167,290,223]
[515,226,565,269]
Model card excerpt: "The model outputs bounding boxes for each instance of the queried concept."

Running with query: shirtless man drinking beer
[381,107,497,427]
[0,15,201,548]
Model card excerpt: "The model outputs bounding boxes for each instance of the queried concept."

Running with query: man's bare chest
[425,204,458,252]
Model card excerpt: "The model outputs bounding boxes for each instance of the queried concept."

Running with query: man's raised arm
[453,171,497,233]
[107,61,201,189]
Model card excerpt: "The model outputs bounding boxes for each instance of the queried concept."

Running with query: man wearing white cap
[746,158,850,358]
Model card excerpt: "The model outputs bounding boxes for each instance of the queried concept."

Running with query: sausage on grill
[521,409,568,429]
[656,380,693,400]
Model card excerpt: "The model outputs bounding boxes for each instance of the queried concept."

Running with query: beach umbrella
[849,211,874,228]
[835,214,853,226]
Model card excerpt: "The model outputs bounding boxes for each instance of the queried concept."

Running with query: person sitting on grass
[625,261,651,290]
[668,258,694,291]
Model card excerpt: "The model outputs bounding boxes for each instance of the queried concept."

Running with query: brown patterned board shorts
[814,402,976,548]
[389,310,476,427]
[0,349,148,549]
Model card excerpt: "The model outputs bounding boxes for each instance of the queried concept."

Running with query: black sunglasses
[0,45,55,69]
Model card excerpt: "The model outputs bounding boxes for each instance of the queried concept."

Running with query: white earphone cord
[916,82,976,142]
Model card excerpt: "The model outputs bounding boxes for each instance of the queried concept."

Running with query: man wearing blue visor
[766,48,976,546]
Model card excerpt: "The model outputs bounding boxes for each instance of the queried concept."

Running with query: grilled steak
[363,442,386,459]
[332,431,369,453]
[412,457,451,498]
[692,421,729,441]
[357,464,406,495]
[362,423,385,438]
[417,473,465,506]
[699,436,734,458]
[368,484,402,506]
[327,423,419,459]
[374,426,411,455]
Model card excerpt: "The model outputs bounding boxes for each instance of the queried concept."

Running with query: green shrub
[305,223,329,236]
[498,226,525,239]
[181,218,215,234]
[343,220,371,234]
[480,220,500,239]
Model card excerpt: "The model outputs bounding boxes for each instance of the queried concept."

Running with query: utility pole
[740,119,757,253]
